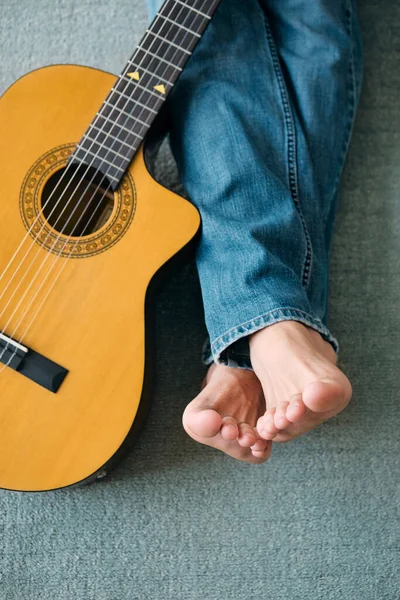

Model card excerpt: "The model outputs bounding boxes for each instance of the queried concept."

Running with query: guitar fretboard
[71,0,221,190]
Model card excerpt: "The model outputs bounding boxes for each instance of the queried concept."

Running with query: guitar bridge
[0,333,68,393]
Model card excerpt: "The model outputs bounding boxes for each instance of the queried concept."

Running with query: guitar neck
[71,0,222,189]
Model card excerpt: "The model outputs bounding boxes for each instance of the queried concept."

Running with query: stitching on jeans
[324,0,361,228]
[211,308,340,356]
[260,6,313,290]
[211,306,334,345]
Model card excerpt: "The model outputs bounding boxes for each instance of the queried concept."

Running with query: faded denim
[146,0,363,370]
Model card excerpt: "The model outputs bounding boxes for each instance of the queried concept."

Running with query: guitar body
[0,65,200,491]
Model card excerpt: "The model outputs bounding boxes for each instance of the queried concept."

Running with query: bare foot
[249,321,352,442]
[182,363,271,463]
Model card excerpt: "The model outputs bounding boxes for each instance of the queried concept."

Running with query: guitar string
[0,0,203,320]
[0,0,203,294]
[0,0,212,372]
[0,0,189,300]
[0,0,199,340]
[0,0,200,358]
[0,0,212,370]
[0,0,202,371]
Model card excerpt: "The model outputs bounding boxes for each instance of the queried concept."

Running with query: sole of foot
[182,362,272,464]
[249,320,353,443]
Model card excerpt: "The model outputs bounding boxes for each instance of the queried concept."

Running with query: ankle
[249,320,336,362]
[249,320,309,348]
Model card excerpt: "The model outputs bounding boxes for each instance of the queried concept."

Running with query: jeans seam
[324,0,360,225]
[260,7,313,291]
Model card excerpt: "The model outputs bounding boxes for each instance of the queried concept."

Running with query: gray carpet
[1,1,400,599]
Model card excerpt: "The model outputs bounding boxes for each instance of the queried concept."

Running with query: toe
[220,416,239,441]
[257,409,280,440]
[251,440,272,460]
[302,379,348,414]
[249,436,272,461]
[251,438,268,452]
[182,403,222,439]
[286,393,307,423]
[250,438,270,458]
[274,402,291,430]
[237,422,258,447]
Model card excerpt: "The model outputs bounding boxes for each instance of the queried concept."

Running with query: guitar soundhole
[21,144,136,258]
[41,164,115,238]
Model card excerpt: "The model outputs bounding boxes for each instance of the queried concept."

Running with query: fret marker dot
[127,71,140,81]
[154,84,166,95]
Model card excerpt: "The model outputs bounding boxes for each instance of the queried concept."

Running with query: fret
[91,117,143,139]
[90,123,142,144]
[136,45,182,71]
[173,0,211,19]
[78,137,133,162]
[87,115,149,146]
[103,173,119,184]
[158,3,206,34]
[101,99,155,126]
[75,147,126,173]
[88,130,135,150]
[70,0,223,190]
[194,0,219,14]
[138,39,190,68]
[105,167,124,184]
[126,53,178,82]
[145,30,192,55]
[78,142,140,169]
[149,17,200,51]
[123,63,171,85]
[87,111,149,158]
[156,14,201,38]
[110,77,166,118]
[106,93,159,116]
[112,82,166,102]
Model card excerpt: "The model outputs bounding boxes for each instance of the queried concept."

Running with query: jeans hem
[201,307,339,371]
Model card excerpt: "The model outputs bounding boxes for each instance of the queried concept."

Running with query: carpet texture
[0,1,399,599]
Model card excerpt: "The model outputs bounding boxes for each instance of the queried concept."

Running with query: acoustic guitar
[0,0,221,491]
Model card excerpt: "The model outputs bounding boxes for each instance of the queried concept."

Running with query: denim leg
[144,0,362,370]
[262,0,363,327]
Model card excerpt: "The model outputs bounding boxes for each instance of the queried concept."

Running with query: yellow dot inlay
[127,71,140,81]
[154,84,166,95]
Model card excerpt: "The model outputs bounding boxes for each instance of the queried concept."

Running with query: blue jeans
[146,0,363,370]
